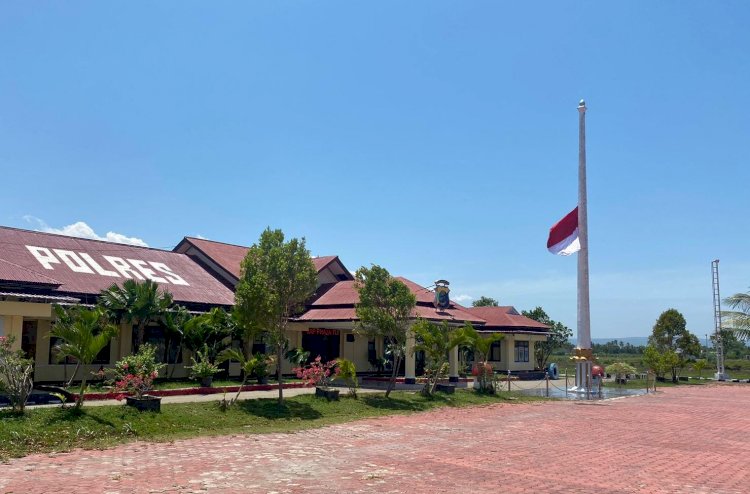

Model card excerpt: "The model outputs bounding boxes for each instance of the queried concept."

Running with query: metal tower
[711,260,728,380]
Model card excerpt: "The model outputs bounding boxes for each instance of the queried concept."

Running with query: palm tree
[99,280,174,352]
[723,291,750,341]
[181,308,233,363]
[50,306,118,408]
[412,320,471,396]
[463,325,504,393]
[160,305,191,378]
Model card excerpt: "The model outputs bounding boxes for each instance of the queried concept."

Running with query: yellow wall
[485,334,548,372]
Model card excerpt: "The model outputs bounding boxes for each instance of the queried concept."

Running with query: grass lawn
[0,390,545,461]
[84,377,305,393]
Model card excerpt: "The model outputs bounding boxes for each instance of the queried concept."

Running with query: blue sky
[1,2,749,339]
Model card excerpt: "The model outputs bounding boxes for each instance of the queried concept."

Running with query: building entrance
[302,329,340,363]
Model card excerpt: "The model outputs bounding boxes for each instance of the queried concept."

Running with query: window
[21,320,38,360]
[489,341,502,361]
[514,341,529,362]
[0,317,4,337]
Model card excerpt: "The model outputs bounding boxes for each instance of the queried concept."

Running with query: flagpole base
[568,356,593,393]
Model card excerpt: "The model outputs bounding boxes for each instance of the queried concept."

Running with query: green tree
[648,309,701,382]
[522,307,572,370]
[472,296,499,307]
[411,320,470,396]
[99,279,174,352]
[50,306,118,408]
[723,291,750,341]
[692,358,709,378]
[354,265,416,398]
[643,345,678,380]
[234,228,318,405]
[711,329,748,359]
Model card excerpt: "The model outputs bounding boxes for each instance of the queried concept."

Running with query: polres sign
[25,245,189,286]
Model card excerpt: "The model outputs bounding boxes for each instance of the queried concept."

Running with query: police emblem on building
[434,279,450,309]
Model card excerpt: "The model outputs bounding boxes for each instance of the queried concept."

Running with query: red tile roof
[0,226,235,306]
[464,306,550,331]
[300,278,485,324]
[177,237,343,280]
[0,258,62,287]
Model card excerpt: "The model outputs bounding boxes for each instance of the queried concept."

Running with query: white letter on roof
[128,259,167,283]
[149,262,189,286]
[26,246,60,270]
[103,256,145,280]
[53,249,94,274]
[78,253,119,277]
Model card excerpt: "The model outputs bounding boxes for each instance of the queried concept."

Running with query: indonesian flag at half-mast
[547,207,580,256]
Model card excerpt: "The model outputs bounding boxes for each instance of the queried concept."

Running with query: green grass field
[0,390,545,461]
[83,377,305,394]
[553,354,750,379]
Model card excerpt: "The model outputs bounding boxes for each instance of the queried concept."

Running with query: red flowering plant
[293,355,340,388]
[108,344,165,400]
[472,362,498,394]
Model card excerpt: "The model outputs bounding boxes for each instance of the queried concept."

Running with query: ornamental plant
[606,362,637,385]
[472,362,498,394]
[188,347,220,380]
[337,358,358,398]
[293,356,340,388]
[0,336,34,413]
[110,344,165,400]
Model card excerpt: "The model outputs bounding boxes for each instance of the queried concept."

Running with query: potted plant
[337,358,358,398]
[294,356,340,401]
[188,348,220,387]
[248,353,275,385]
[606,362,637,385]
[110,344,165,412]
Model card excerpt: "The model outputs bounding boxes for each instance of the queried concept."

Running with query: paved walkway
[2,384,748,493]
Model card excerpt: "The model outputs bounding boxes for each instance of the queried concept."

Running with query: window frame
[514,341,529,363]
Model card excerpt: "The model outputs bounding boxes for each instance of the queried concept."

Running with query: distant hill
[570,337,649,347]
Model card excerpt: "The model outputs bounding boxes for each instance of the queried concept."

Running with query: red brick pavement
[2,385,749,494]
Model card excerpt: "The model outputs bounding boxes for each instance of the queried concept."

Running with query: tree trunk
[134,321,147,353]
[232,373,250,406]
[385,354,401,398]
[66,362,81,388]
[169,343,182,379]
[277,345,284,405]
[76,375,87,409]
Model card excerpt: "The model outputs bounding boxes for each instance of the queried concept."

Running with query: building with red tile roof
[0,227,549,383]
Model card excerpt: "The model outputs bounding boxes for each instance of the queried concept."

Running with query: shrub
[0,336,34,413]
[337,358,358,398]
[188,347,220,380]
[606,362,637,384]
[472,362,497,394]
[293,356,339,388]
[109,344,165,399]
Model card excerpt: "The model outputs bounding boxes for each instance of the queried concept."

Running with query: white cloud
[453,294,474,303]
[23,216,149,247]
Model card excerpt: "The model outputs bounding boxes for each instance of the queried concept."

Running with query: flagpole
[577,100,591,351]
[575,99,593,392]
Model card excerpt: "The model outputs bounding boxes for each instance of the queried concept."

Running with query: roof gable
[175,237,352,284]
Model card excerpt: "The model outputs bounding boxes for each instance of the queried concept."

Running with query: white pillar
[405,331,416,384]
[449,345,459,382]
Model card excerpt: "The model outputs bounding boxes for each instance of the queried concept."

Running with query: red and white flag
[547,207,580,256]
